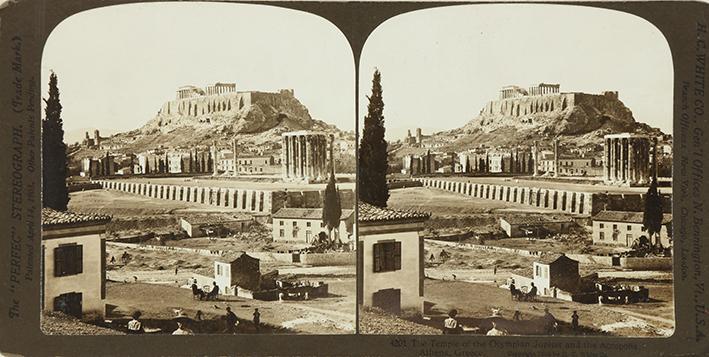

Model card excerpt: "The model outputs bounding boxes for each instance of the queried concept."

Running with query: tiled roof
[536,253,578,265]
[501,215,574,226]
[273,208,354,220]
[42,208,111,228]
[593,210,672,225]
[358,202,430,223]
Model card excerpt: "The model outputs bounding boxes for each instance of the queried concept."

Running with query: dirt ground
[69,189,242,217]
[421,279,673,337]
[104,279,355,334]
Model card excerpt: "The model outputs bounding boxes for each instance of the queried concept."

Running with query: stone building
[603,133,655,186]
[237,155,280,175]
[214,252,261,295]
[592,210,672,248]
[272,208,355,244]
[357,202,430,316]
[281,131,332,182]
[42,209,111,319]
[510,254,580,298]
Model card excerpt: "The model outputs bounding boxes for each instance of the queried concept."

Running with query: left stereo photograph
[40,2,356,335]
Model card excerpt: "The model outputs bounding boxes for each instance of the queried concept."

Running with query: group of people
[441,307,581,335]
[191,279,220,301]
[125,307,263,335]
[509,280,537,301]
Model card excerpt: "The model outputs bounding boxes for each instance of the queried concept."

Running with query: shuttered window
[54,244,83,277]
[373,242,401,273]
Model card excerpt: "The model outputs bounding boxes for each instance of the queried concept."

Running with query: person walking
[253,308,261,333]
[224,307,238,334]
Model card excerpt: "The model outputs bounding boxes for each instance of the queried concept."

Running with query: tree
[358,69,390,207]
[42,71,70,211]
[322,170,342,246]
[643,178,663,247]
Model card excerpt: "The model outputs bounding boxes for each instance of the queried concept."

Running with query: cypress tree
[643,178,663,247]
[42,71,70,211]
[358,69,389,207]
[322,170,342,245]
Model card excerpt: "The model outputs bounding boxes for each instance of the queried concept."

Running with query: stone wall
[93,180,353,214]
[416,178,671,215]
[417,178,593,215]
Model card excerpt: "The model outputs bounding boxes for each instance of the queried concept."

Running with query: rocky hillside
[432,92,667,151]
[78,90,349,157]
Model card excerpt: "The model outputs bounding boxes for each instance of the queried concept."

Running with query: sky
[359,4,674,140]
[41,3,355,143]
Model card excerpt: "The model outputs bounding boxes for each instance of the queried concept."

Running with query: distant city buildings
[271,208,355,244]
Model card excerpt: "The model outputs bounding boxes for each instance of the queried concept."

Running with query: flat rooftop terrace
[422,176,672,194]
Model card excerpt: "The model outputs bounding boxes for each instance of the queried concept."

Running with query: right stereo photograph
[356,4,674,337]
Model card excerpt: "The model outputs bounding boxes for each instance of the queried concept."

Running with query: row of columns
[95,180,271,213]
[604,135,653,186]
[417,178,592,215]
[282,132,331,182]
[527,84,560,96]
[205,83,236,96]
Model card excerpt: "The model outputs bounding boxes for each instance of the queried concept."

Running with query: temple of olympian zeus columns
[603,133,656,186]
[281,131,333,182]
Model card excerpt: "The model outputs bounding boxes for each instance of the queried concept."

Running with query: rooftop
[536,253,578,265]
[501,215,574,226]
[593,210,672,224]
[273,208,354,220]
[215,251,259,264]
[358,202,430,223]
[42,208,111,228]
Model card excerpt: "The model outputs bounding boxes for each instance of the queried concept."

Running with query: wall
[593,221,672,247]
[360,231,423,315]
[417,178,593,215]
[300,252,355,266]
[43,234,105,318]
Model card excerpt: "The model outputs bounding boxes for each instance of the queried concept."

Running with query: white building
[357,202,430,316]
[42,209,111,319]
[592,210,672,248]
[272,208,354,244]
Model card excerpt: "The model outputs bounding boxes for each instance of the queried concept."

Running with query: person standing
[571,311,579,332]
[253,308,261,333]
[224,307,238,334]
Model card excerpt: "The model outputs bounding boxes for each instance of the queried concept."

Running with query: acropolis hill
[439,83,666,149]
[97,82,345,153]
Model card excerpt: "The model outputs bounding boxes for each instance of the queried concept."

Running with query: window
[535,265,541,277]
[613,224,618,230]
[373,241,401,272]
[320,222,325,228]
[599,232,605,240]
[292,229,298,238]
[54,244,83,277]
[293,221,297,227]
[599,223,604,229]
[307,222,311,227]
[613,233,618,241]
[279,220,284,226]
[627,225,632,231]
[217,265,222,275]
[626,234,633,241]
[279,229,284,238]
[305,231,312,242]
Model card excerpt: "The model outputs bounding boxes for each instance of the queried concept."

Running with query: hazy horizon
[41,3,355,137]
[359,4,674,141]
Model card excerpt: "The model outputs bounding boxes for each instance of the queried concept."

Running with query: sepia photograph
[357,4,674,337]
[40,2,356,335]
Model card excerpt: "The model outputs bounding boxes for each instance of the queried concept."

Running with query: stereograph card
[0,0,707,356]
